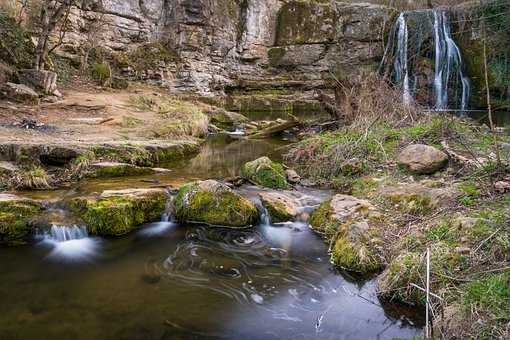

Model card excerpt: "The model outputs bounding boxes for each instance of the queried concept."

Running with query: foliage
[0,12,34,68]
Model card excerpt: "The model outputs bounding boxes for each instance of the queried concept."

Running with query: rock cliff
[63,0,394,95]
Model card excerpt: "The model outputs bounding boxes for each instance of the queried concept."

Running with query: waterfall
[47,225,88,242]
[383,9,471,112]
[38,225,100,261]
[433,10,471,111]
[394,13,413,106]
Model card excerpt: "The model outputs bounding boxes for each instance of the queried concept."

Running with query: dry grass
[13,166,52,190]
[129,95,210,138]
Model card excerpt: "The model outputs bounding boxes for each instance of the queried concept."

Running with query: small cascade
[38,225,100,261]
[260,206,271,226]
[47,225,88,242]
[382,9,471,112]
[138,212,177,237]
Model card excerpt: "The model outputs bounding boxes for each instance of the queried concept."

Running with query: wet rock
[87,162,155,178]
[174,180,258,228]
[207,108,248,128]
[0,82,39,104]
[259,191,299,223]
[397,144,448,174]
[69,188,167,236]
[309,194,383,273]
[284,169,301,184]
[241,157,289,189]
[0,194,43,245]
[380,182,460,212]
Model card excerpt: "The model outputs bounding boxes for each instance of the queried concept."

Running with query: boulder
[0,194,43,245]
[285,169,301,184]
[174,180,258,227]
[259,191,299,223]
[0,82,39,104]
[241,157,289,189]
[69,188,167,236]
[397,144,448,174]
[207,108,248,128]
[380,182,460,212]
[87,162,155,178]
[309,194,383,273]
[18,69,58,95]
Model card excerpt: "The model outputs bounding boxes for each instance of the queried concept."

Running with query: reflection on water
[0,214,423,339]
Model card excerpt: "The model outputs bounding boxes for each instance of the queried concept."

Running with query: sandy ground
[0,84,184,144]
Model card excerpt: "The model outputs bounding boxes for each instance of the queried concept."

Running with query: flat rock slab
[88,162,155,178]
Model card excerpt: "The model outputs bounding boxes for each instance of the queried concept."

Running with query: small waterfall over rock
[38,225,100,261]
[382,9,471,111]
[47,225,88,242]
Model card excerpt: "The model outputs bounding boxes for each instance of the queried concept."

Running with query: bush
[90,62,110,84]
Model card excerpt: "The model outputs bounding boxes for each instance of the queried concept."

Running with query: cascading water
[38,225,100,261]
[382,9,471,112]
[433,10,471,111]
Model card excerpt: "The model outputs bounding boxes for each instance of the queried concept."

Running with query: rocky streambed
[0,130,424,339]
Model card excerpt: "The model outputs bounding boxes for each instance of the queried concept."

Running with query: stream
[0,122,424,339]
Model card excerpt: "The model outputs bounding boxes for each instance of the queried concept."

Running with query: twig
[473,227,501,253]
[425,247,431,339]
[410,283,444,301]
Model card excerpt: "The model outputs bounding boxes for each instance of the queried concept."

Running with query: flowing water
[0,125,424,339]
[383,9,471,111]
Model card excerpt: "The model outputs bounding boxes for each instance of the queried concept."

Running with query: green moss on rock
[174,180,258,227]
[87,162,155,178]
[309,194,384,273]
[0,195,43,245]
[241,157,289,189]
[69,189,167,236]
[259,192,298,223]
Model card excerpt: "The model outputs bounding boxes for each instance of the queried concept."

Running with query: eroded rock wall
[64,0,394,95]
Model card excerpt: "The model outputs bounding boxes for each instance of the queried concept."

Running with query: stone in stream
[69,188,168,236]
[309,194,384,273]
[174,180,258,228]
[87,162,155,178]
[0,194,43,245]
[284,169,301,184]
[241,157,289,189]
[397,144,448,174]
[259,191,299,223]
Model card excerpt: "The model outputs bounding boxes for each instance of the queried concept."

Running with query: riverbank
[286,113,510,339]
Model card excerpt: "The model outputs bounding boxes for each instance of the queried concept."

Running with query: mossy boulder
[207,108,248,128]
[378,242,465,305]
[380,182,460,213]
[0,194,43,245]
[69,189,167,236]
[241,157,289,189]
[174,180,258,227]
[259,191,299,223]
[87,162,155,178]
[309,194,384,273]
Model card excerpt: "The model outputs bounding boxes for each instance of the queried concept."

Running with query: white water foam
[38,225,101,261]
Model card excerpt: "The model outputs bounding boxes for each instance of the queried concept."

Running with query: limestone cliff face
[65,0,394,94]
